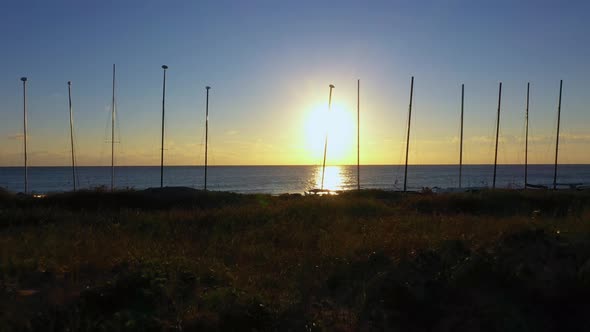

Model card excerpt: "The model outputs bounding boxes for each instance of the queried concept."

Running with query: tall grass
[1,189,590,330]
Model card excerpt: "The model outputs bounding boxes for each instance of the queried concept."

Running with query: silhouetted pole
[204,86,211,191]
[553,80,563,190]
[321,84,335,190]
[160,65,168,188]
[459,84,464,188]
[21,77,28,194]
[357,79,360,191]
[111,64,116,191]
[492,82,502,190]
[524,82,530,190]
[403,76,414,192]
[68,81,77,192]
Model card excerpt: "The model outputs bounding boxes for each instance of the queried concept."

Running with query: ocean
[1,165,590,195]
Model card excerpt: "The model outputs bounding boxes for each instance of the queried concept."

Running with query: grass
[1,188,590,331]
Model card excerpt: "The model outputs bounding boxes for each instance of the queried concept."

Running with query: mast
[204,86,211,191]
[160,65,168,188]
[111,64,116,191]
[357,79,360,191]
[21,77,28,194]
[492,82,502,189]
[553,80,563,190]
[403,76,414,192]
[68,81,77,191]
[320,84,335,190]
[524,82,530,189]
[459,84,464,188]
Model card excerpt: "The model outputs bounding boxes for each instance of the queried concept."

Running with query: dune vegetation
[1,187,590,331]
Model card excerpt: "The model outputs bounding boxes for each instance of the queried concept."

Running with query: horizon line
[1,163,589,167]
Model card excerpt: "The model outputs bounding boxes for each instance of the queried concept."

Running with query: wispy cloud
[561,134,590,143]
[6,134,24,140]
[225,130,239,136]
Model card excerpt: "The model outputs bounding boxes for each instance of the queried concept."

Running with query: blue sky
[1,0,589,165]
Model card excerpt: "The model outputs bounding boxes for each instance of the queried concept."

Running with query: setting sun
[303,101,356,165]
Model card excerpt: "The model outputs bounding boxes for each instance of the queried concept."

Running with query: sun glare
[312,165,345,191]
[304,102,355,165]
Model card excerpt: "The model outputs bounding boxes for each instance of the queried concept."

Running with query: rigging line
[99,102,113,167]
[207,132,214,166]
[111,109,118,170]
[393,94,410,190]
[547,98,560,163]
[114,98,122,144]
[67,81,78,191]
[484,97,497,165]
[68,125,81,188]
[74,142,81,190]
[411,93,421,166]
[102,104,111,143]
[540,110,558,165]
[520,118,527,161]
[198,111,206,166]
[393,120,408,191]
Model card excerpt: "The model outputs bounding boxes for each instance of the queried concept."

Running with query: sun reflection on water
[312,165,345,191]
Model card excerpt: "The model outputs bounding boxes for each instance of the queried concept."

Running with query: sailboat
[441,84,472,193]
[110,64,117,191]
[523,83,548,190]
[67,81,78,191]
[524,80,585,190]
[307,84,335,195]
[160,65,168,188]
[402,76,414,192]
[20,77,28,194]
[440,83,501,193]
[552,80,563,190]
[204,86,211,191]
[550,80,584,190]
[492,82,502,189]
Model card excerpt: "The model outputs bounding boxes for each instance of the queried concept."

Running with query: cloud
[470,136,494,143]
[526,135,554,143]
[519,134,590,144]
[7,134,24,140]
[225,130,239,136]
[561,134,590,143]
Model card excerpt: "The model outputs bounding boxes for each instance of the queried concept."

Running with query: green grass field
[2,188,590,331]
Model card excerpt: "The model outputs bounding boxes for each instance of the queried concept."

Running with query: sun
[303,102,355,165]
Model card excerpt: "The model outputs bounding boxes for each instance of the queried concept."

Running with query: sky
[0,0,589,166]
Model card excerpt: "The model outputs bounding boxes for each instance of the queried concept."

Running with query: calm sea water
[1,165,590,194]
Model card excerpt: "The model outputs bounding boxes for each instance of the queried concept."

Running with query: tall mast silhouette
[403,76,414,192]
[111,64,116,191]
[160,65,168,188]
[21,77,28,194]
[524,83,530,189]
[204,86,211,191]
[492,82,502,189]
[68,81,77,191]
[459,84,464,188]
[320,84,335,190]
[553,80,563,190]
